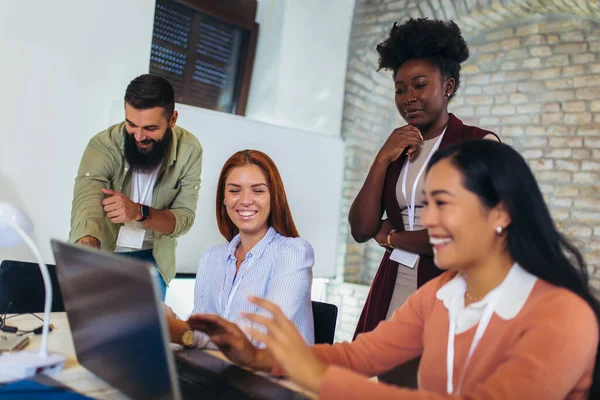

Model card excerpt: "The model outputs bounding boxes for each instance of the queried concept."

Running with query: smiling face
[394,58,454,129]
[124,104,176,150]
[224,164,271,238]
[422,159,510,271]
[123,103,178,171]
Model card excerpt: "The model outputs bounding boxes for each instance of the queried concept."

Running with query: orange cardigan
[274,272,598,399]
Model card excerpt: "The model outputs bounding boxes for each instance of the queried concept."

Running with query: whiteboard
[110,103,344,278]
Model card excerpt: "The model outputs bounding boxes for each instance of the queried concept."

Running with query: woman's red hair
[216,150,300,241]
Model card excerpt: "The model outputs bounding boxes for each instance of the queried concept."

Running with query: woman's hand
[162,302,177,319]
[166,315,190,344]
[376,125,423,164]
[187,314,264,369]
[374,219,395,248]
[242,297,327,394]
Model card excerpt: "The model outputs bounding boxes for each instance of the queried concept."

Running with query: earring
[496,226,503,235]
[446,92,452,97]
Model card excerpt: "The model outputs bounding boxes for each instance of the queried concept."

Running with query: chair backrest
[311,300,338,345]
[0,260,65,314]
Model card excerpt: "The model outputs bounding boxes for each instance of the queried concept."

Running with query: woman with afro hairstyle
[351,18,499,342]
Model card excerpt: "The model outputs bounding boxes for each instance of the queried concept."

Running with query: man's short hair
[124,74,175,118]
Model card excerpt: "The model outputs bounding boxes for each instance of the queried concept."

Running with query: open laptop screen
[51,240,179,400]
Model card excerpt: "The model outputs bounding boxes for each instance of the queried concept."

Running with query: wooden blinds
[149,0,258,115]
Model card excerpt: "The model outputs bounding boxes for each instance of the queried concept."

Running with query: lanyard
[135,168,158,204]
[401,130,446,231]
[446,284,501,395]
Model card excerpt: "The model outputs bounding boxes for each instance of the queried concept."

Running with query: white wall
[167,277,329,319]
[0,0,352,271]
[247,0,356,137]
[112,103,343,278]
[0,0,355,336]
[0,0,155,264]
[244,0,286,123]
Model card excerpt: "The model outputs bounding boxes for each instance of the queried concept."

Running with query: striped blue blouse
[191,226,315,348]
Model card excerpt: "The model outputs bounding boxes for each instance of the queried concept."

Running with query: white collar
[436,263,538,320]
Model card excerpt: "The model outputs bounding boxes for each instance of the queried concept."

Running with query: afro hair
[376,18,470,99]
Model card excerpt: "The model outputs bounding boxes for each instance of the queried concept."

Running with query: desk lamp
[0,201,66,379]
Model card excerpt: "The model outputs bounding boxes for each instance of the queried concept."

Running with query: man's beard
[123,127,172,172]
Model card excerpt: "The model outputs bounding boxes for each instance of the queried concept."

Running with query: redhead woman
[166,150,314,348]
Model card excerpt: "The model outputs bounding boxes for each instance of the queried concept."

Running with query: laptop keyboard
[175,357,256,400]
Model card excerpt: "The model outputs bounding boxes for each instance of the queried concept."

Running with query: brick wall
[326,0,600,343]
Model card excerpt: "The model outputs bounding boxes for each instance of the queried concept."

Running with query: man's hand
[101,188,142,224]
[76,235,101,248]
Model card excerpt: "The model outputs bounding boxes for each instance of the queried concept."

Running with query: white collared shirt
[436,263,538,334]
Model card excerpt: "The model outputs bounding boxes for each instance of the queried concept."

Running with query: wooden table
[0,312,316,399]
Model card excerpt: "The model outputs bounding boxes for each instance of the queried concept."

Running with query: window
[149,0,258,115]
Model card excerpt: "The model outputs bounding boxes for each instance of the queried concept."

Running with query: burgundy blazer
[353,114,498,339]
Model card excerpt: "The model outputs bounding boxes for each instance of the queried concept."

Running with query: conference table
[0,312,316,399]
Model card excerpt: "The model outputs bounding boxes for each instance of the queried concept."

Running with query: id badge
[390,248,420,269]
[116,224,145,249]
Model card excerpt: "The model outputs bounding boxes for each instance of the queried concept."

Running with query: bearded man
[69,74,203,299]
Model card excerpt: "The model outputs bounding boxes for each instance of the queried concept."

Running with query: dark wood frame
[176,0,258,116]
[174,273,197,279]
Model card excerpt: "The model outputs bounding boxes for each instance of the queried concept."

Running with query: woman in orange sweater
[187,140,600,399]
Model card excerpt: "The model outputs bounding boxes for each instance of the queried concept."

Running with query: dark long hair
[427,140,600,398]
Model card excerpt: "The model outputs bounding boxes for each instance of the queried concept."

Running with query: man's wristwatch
[181,328,195,348]
[139,204,150,222]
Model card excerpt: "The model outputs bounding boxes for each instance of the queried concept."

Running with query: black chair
[312,300,338,345]
[0,260,65,314]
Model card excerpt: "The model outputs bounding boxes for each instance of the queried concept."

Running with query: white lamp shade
[0,201,33,247]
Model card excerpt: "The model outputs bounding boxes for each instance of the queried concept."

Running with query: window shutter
[186,14,245,113]
[149,0,257,115]
[150,1,193,102]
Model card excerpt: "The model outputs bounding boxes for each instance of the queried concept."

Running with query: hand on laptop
[240,296,326,394]
[187,313,273,371]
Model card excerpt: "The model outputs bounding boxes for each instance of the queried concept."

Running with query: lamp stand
[0,222,66,380]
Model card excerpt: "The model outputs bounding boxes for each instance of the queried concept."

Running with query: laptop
[51,240,308,400]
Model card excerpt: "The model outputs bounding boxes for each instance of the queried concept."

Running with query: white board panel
[110,103,344,278]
